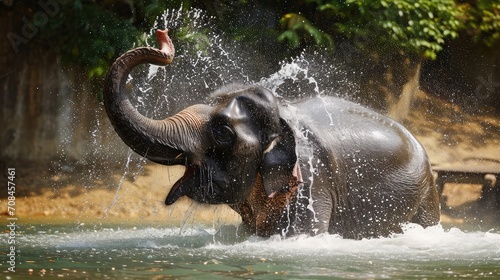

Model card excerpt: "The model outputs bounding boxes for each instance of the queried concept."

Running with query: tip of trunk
[156,29,175,56]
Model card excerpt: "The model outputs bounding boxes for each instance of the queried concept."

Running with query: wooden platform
[433,166,500,209]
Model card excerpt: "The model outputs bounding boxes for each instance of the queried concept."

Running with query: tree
[278,0,463,119]
[3,0,498,111]
[3,1,189,79]
[462,0,500,48]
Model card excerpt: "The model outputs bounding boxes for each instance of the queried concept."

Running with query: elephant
[104,30,440,239]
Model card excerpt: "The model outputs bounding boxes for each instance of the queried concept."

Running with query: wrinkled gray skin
[104,30,440,239]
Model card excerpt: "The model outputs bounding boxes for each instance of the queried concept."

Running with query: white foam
[16,223,499,261]
[207,224,500,261]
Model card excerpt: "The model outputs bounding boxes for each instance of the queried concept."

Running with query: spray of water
[102,149,135,218]
[106,7,363,231]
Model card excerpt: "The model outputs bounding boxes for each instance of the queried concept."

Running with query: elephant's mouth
[164,161,242,205]
[165,165,198,205]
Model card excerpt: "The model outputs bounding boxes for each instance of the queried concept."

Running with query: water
[125,8,358,122]
[2,223,499,279]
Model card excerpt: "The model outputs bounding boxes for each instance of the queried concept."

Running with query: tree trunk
[387,61,422,121]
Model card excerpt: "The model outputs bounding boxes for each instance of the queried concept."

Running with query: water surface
[2,222,499,279]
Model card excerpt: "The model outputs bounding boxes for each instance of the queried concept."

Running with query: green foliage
[463,0,500,47]
[14,1,191,79]
[46,2,143,78]
[178,30,211,54]
[278,13,334,49]
[292,0,463,59]
[6,0,499,81]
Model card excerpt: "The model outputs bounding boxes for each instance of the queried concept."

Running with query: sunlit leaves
[180,31,211,54]
[278,13,334,50]
[307,0,463,59]
[464,0,500,47]
[14,0,500,81]
[39,2,143,79]
[22,1,196,80]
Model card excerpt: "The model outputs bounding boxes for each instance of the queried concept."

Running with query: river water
[2,222,499,279]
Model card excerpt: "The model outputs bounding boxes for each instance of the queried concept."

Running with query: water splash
[104,7,376,234]
[102,149,134,218]
[260,54,320,100]
[125,8,266,121]
[126,7,359,120]
[260,50,360,103]
[17,223,500,259]
[8,224,500,278]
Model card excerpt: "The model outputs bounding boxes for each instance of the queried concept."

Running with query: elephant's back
[286,96,427,168]
[282,96,435,238]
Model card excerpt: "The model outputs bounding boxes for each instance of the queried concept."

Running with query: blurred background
[0,0,499,229]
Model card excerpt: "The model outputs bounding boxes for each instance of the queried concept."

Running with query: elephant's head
[104,30,298,206]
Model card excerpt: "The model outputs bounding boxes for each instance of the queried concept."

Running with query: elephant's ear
[260,118,298,197]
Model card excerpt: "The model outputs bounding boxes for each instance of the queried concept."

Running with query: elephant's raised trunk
[104,30,210,165]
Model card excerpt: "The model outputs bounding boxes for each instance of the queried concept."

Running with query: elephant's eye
[212,125,235,146]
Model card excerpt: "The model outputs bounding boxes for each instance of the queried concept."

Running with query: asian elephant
[104,30,440,239]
